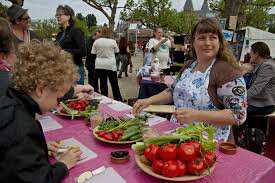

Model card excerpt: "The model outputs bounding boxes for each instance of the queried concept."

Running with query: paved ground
[85,52,144,101]
[114,52,143,100]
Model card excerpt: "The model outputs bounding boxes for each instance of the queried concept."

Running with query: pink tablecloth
[142,75,174,87]
[45,103,275,183]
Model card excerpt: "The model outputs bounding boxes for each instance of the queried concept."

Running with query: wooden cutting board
[143,105,175,114]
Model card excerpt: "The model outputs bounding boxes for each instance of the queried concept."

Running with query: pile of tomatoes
[67,100,89,111]
[143,141,216,178]
[96,130,124,141]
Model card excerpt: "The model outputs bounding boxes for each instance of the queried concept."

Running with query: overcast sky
[1,0,274,25]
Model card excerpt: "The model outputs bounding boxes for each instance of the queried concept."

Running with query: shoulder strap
[176,60,195,78]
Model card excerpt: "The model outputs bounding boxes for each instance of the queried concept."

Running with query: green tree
[168,11,197,34]
[210,0,275,30]
[32,19,59,40]
[76,13,84,21]
[121,0,197,34]
[81,0,122,35]
[86,14,97,29]
[121,0,173,28]
[75,18,92,36]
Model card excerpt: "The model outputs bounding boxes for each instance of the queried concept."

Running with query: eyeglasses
[20,16,30,21]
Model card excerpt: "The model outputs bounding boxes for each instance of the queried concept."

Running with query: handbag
[236,124,265,154]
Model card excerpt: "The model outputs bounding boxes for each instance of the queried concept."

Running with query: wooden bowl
[135,154,215,181]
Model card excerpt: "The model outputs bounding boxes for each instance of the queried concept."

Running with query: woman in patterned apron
[133,18,247,141]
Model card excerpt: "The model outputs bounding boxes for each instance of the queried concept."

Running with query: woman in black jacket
[0,41,81,183]
[55,5,85,84]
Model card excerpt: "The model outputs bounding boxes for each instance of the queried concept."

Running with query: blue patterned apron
[171,60,231,141]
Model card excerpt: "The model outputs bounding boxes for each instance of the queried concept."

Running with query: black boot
[118,72,122,78]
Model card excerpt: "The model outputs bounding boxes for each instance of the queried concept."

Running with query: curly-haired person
[0,41,82,183]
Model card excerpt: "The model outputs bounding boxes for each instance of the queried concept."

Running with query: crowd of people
[0,3,274,183]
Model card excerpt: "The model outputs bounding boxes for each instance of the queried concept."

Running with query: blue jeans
[78,66,85,85]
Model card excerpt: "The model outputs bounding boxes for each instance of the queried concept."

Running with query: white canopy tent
[240,26,275,61]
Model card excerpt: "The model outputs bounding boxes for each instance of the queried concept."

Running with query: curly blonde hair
[12,41,79,94]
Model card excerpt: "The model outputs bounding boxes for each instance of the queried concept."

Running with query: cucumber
[124,125,140,133]
[130,134,142,141]
[120,131,140,141]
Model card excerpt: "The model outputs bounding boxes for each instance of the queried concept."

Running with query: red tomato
[68,102,75,108]
[203,151,216,167]
[162,160,178,178]
[97,131,106,137]
[152,160,164,174]
[115,129,124,136]
[144,144,160,162]
[178,143,196,162]
[188,141,201,156]
[176,160,187,176]
[159,144,177,161]
[102,133,113,141]
[79,107,85,111]
[75,104,82,110]
[111,131,120,141]
[187,158,206,175]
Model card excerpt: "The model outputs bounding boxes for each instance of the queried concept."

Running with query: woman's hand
[74,84,94,94]
[161,38,168,44]
[47,141,61,157]
[59,149,82,170]
[173,108,200,125]
[133,98,152,115]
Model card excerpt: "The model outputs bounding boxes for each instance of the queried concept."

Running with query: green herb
[98,120,120,131]
[141,122,217,152]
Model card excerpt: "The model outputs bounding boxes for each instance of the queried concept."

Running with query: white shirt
[91,38,119,71]
[146,37,171,69]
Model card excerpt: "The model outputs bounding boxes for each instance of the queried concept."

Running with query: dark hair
[153,26,163,38]
[119,37,128,54]
[56,5,75,25]
[0,18,13,55]
[191,18,239,68]
[251,42,270,59]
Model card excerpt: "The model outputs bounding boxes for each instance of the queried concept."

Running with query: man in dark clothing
[85,31,101,91]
